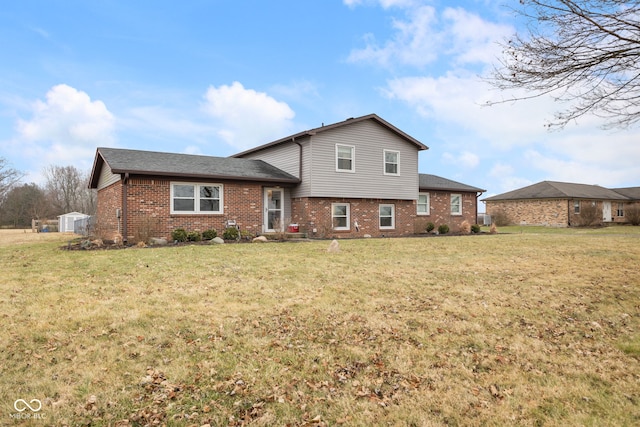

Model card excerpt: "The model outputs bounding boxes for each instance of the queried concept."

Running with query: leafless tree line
[0,159,95,228]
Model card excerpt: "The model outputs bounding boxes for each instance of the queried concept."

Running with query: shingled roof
[419,174,485,193]
[233,113,428,157]
[482,181,630,202]
[89,147,300,188]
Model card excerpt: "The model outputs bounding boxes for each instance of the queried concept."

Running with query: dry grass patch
[0,230,639,425]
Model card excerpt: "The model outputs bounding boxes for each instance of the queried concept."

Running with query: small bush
[438,224,450,234]
[574,201,599,226]
[187,231,202,242]
[471,224,481,234]
[426,222,435,232]
[626,204,640,226]
[171,228,188,242]
[491,210,511,227]
[202,229,217,240]
[222,227,239,240]
[460,220,471,234]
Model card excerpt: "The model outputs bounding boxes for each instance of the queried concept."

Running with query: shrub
[202,229,217,240]
[426,222,435,232]
[222,227,239,240]
[491,210,511,227]
[626,204,640,226]
[574,201,600,226]
[471,224,481,233]
[460,220,471,234]
[187,231,202,242]
[171,228,188,242]
[438,224,450,234]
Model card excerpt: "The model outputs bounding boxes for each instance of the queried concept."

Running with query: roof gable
[483,181,630,201]
[232,114,428,157]
[89,147,299,188]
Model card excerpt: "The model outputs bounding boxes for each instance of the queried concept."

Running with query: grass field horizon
[1,228,639,426]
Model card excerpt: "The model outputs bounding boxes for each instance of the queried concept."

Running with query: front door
[602,201,612,222]
[264,188,283,232]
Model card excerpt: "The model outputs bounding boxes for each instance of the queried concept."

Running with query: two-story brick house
[89,114,485,242]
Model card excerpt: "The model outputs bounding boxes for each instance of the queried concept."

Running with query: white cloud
[348,4,512,69]
[14,84,115,172]
[442,151,479,169]
[202,81,295,150]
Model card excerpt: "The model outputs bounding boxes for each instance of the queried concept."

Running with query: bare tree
[1,183,50,228]
[0,157,23,201]
[488,0,640,129]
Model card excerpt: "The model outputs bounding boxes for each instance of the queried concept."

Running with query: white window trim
[336,144,355,173]
[331,203,350,231]
[170,182,223,214]
[450,194,462,216]
[417,192,430,215]
[379,204,395,229]
[383,149,400,176]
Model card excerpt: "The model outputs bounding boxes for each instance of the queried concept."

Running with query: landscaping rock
[252,236,268,243]
[210,237,225,244]
[150,237,168,246]
[327,239,340,253]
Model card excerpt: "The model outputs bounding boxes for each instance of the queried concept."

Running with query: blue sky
[1,0,639,207]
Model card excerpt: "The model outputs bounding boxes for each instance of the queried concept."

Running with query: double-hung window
[574,200,581,214]
[384,150,400,175]
[171,183,223,214]
[336,144,355,172]
[332,203,350,230]
[617,203,624,217]
[450,194,462,215]
[417,193,430,215]
[379,204,395,229]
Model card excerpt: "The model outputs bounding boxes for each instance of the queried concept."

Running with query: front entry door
[264,188,283,232]
[602,201,612,222]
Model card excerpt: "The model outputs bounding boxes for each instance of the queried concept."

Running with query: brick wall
[418,191,479,232]
[291,197,416,238]
[486,198,633,227]
[97,177,482,241]
[486,199,569,226]
[96,181,123,240]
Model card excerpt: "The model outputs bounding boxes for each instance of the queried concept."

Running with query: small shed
[58,212,90,233]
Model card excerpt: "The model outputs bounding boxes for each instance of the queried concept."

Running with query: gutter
[122,172,129,244]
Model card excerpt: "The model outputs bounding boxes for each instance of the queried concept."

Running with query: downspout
[567,199,571,227]
[122,173,129,243]
[475,192,480,225]
[292,137,302,179]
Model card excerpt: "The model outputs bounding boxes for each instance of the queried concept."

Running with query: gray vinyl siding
[97,164,120,190]
[307,120,418,200]
[240,141,302,178]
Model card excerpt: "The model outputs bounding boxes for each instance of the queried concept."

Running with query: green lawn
[0,229,639,426]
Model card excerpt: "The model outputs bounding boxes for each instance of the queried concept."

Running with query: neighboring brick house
[89,114,485,242]
[482,181,640,227]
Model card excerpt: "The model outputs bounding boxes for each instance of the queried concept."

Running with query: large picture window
[336,144,355,172]
[379,204,395,229]
[417,193,430,215]
[332,203,350,230]
[384,150,400,175]
[171,183,222,214]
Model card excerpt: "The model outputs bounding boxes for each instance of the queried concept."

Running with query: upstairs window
[336,144,355,172]
[450,194,462,215]
[384,150,400,175]
[417,193,430,215]
[171,183,222,214]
